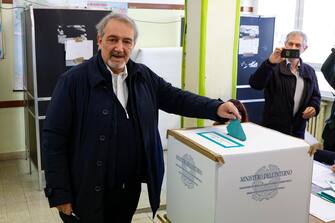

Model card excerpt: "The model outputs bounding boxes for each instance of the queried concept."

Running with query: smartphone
[281,49,300,58]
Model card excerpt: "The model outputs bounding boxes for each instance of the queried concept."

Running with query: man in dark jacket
[43,13,241,223]
[313,48,335,172]
[249,31,321,139]
[321,48,335,151]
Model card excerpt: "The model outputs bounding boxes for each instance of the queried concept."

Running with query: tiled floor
[0,158,167,223]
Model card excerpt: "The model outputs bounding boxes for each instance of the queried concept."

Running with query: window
[302,0,335,64]
[257,0,296,48]
[257,0,335,93]
[302,0,335,93]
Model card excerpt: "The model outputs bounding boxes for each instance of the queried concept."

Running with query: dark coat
[249,59,321,139]
[321,48,335,85]
[314,149,335,165]
[43,52,224,222]
[321,48,335,151]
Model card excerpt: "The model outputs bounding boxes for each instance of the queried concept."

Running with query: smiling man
[98,18,135,74]
[42,13,241,223]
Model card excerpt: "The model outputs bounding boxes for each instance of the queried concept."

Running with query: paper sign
[0,22,3,59]
[312,161,335,189]
[239,25,259,55]
[310,194,335,222]
[65,39,93,60]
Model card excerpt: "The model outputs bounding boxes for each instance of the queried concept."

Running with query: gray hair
[285,30,308,48]
[96,13,138,43]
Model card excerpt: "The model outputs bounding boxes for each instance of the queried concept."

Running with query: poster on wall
[238,25,259,55]
[13,7,24,90]
[0,16,3,60]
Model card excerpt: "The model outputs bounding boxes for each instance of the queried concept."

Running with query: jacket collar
[279,58,311,79]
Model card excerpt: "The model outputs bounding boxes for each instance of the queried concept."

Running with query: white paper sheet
[310,194,335,222]
[238,38,259,55]
[304,131,319,146]
[65,39,93,60]
[312,161,335,189]
[238,25,259,55]
[0,21,3,59]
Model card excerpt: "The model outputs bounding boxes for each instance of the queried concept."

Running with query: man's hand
[331,164,335,173]
[302,106,316,119]
[269,47,284,64]
[56,203,73,215]
[217,102,241,120]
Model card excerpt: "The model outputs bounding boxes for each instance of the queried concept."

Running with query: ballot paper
[227,119,246,141]
[312,161,335,189]
[310,194,335,222]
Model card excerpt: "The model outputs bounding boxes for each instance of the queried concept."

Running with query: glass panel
[258,0,296,48]
[302,0,335,92]
[302,0,335,64]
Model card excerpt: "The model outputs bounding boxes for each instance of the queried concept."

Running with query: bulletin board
[236,16,275,124]
[27,8,110,97]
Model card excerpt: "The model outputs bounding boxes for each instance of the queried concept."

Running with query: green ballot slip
[227,119,246,141]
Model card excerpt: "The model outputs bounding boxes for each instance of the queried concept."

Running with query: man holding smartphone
[249,30,320,139]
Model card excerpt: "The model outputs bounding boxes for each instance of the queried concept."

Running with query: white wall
[183,0,201,92]
[183,0,239,127]
[0,4,25,154]
[128,8,183,48]
[206,0,238,101]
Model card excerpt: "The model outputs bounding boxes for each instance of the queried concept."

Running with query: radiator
[306,101,329,143]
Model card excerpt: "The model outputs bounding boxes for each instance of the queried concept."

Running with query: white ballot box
[166,123,314,223]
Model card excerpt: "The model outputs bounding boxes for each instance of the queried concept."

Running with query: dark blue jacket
[43,52,224,222]
[321,48,335,87]
[321,48,335,150]
[249,59,321,139]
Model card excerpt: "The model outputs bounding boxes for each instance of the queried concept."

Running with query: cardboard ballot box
[166,123,314,223]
